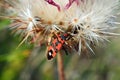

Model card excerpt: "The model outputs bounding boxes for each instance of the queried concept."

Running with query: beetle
[47,32,72,60]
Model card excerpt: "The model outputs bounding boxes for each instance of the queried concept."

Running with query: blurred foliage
[0,18,120,80]
[0,19,10,30]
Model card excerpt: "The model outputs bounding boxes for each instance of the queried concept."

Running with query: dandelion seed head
[5,0,120,55]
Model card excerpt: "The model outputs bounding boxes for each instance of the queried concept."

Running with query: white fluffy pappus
[63,0,120,54]
[5,0,120,55]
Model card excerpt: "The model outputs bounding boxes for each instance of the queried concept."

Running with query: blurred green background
[0,1,120,80]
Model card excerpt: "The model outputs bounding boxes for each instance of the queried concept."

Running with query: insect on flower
[47,32,73,60]
[3,0,120,60]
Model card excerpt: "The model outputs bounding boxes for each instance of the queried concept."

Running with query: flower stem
[57,51,65,80]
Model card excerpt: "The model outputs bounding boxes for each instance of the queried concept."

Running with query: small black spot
[73,30,78,34]
[80,23,83,26]
[47,55,53,60]
[55,49,58,53]
[47,50,53,60]
[78,26,81,30]
[55,27,59,30]
[34,16,41,21]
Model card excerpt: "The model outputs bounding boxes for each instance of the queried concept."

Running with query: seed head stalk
[57,51,65,80]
